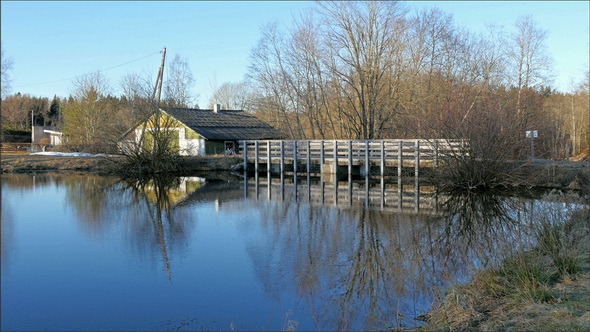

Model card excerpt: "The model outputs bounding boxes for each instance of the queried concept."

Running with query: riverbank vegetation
[422,207,590,331]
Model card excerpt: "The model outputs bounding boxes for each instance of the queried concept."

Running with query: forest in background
[1,1,588,159]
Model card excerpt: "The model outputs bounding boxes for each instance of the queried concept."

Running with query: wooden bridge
[240,139,467,176]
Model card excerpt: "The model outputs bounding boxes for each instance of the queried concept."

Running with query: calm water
[1,173,585,331]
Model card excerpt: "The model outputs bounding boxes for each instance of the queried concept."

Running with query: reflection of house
[141,177,206,207]
[32,126,64,146]
[139,177,245,208]
[120,104,285,156]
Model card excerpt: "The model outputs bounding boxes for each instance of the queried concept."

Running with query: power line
[13,50,161,88]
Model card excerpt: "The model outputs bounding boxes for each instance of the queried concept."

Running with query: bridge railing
[240,139,468,168]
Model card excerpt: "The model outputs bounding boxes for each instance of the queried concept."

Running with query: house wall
[32,126,54,144]
[133,127,206,156]
[49,134,63,146]
[178,128,205,155]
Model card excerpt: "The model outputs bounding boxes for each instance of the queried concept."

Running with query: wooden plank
[243,140,248,171]
[306,140,311,174]
[381,141,385,176]
[280,140,285,173]
[255,140,259,172]
[293,140,298,175]
[348,140,352,175]
[415,140,420,178]
[398,140,403,177]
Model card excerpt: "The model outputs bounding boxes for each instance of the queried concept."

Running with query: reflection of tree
[123,175,188,279]
[64,175,120,234]
[430,190,538,271]
[61,173,198,279]
[244,179,552,330]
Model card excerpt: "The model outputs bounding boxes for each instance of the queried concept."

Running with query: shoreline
[0,154,243,176]
[1,154,588,192]
[420,208,590,331]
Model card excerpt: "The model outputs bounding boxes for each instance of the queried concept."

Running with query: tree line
[1,1,588,159]
[244,2,589,160]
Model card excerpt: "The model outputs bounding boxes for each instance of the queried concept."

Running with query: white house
[119,104,285,156]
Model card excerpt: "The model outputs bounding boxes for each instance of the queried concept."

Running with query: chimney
[213,104,221,113]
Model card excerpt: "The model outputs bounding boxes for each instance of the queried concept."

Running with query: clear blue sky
[2,1,588,104]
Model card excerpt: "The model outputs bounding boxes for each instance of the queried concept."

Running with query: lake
[1,173,585,331]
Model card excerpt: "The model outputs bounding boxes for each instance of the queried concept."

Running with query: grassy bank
[422,208,590,331]
[0,154,243,175]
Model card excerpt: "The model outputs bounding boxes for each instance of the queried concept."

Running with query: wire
[13,50,161,88]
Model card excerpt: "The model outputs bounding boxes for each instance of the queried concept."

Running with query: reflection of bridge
[240,139,467,176]
[244,174,448,215]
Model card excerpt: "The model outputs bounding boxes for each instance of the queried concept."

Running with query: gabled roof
[162,107,285,140]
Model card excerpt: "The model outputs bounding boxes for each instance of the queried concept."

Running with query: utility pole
[31,109,35,145]
[151,47,166,105]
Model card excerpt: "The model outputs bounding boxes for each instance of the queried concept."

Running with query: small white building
[32,126,64,146]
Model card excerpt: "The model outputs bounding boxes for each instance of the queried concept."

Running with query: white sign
[526,130,538,138]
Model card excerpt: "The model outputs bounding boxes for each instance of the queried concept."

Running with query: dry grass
[422,208,590,331]
[0,154,243,175]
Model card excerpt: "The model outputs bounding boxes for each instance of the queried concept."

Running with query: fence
[240,139,467,176]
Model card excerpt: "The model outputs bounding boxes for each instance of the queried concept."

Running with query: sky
[1,1,589,105]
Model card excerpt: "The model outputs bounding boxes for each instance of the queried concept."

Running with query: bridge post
[255,140,259,172]
[320,140,324,174]
[243,140,248,171]
[381,140,385,177]
[293,140,298,176]
[267,141,272,178]
[280,140,285,173]
[365,140,370,176]
[415,140,420,178]
[348,140,352,176]
[333,140,338,168]
[306,140,311,174]
[267,140,271,166]
[398,140,403,177]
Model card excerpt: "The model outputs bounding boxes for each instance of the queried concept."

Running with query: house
[120,104,285,156]
[32,126,65,146]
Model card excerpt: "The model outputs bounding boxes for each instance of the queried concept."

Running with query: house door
[224,141,236,155]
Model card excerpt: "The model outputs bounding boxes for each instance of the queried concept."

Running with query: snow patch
[30,152,105,157]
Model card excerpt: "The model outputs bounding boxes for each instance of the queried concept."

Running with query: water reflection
[242,175,585,329]
[246,174,442,216]
[1,173,586,331]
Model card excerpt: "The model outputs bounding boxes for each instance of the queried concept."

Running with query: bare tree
[248,22,299,138]
[163,54,197,108]
[318,1,409,139]
[120,72,156,123]
[1,44,14,99]
[508,16,553,116]
[208,81,253,111]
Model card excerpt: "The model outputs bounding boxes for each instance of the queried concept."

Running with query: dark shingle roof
[162,107,285,140]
